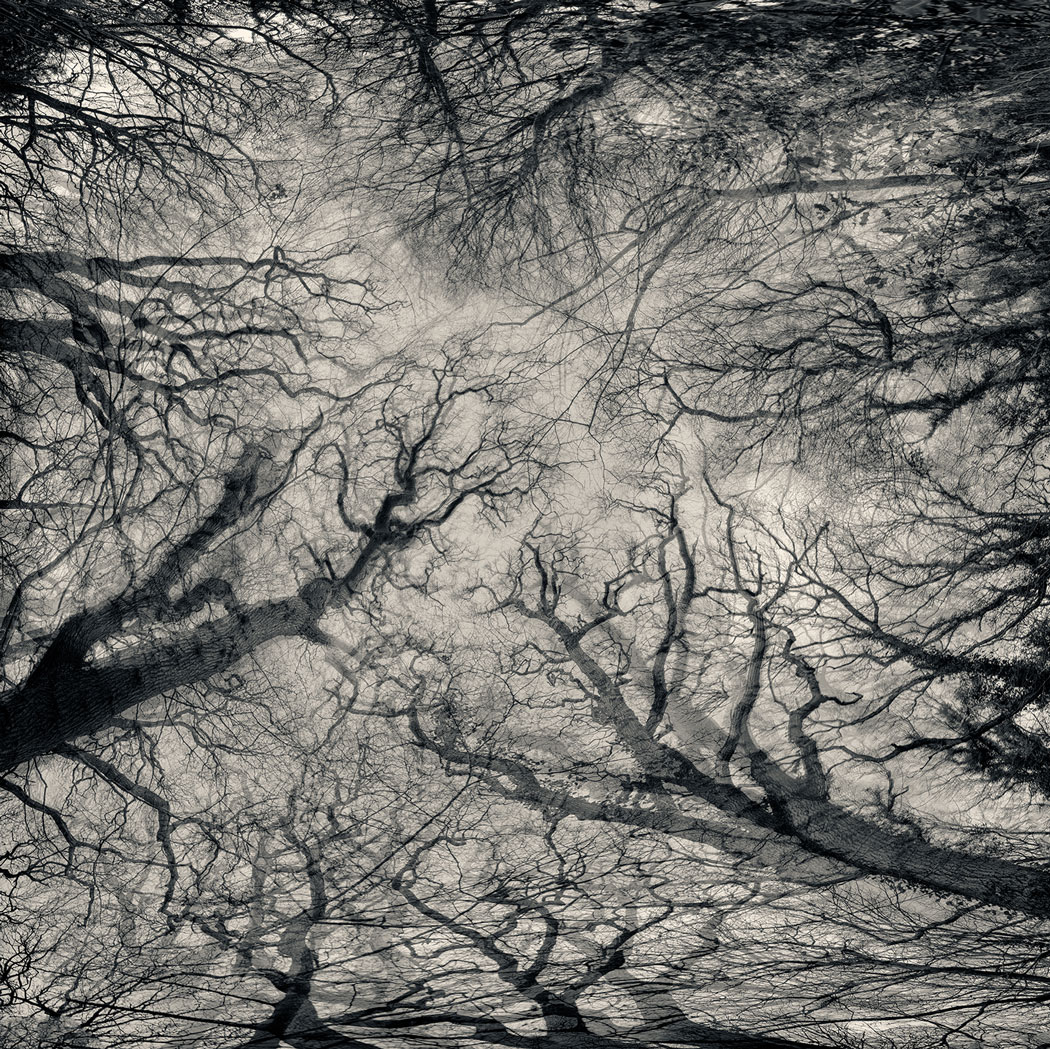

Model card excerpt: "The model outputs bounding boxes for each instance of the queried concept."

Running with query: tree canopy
[2,2,1050,1047]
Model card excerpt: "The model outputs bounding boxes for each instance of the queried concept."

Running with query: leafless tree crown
[1,3,1049,1047]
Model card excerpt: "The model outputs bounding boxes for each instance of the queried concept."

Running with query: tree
[5,2,1050,1048]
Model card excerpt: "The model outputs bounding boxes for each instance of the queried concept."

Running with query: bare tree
[5,4,1050,1049]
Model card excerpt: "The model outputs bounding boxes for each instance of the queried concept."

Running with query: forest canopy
[2,2,1050,1047]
